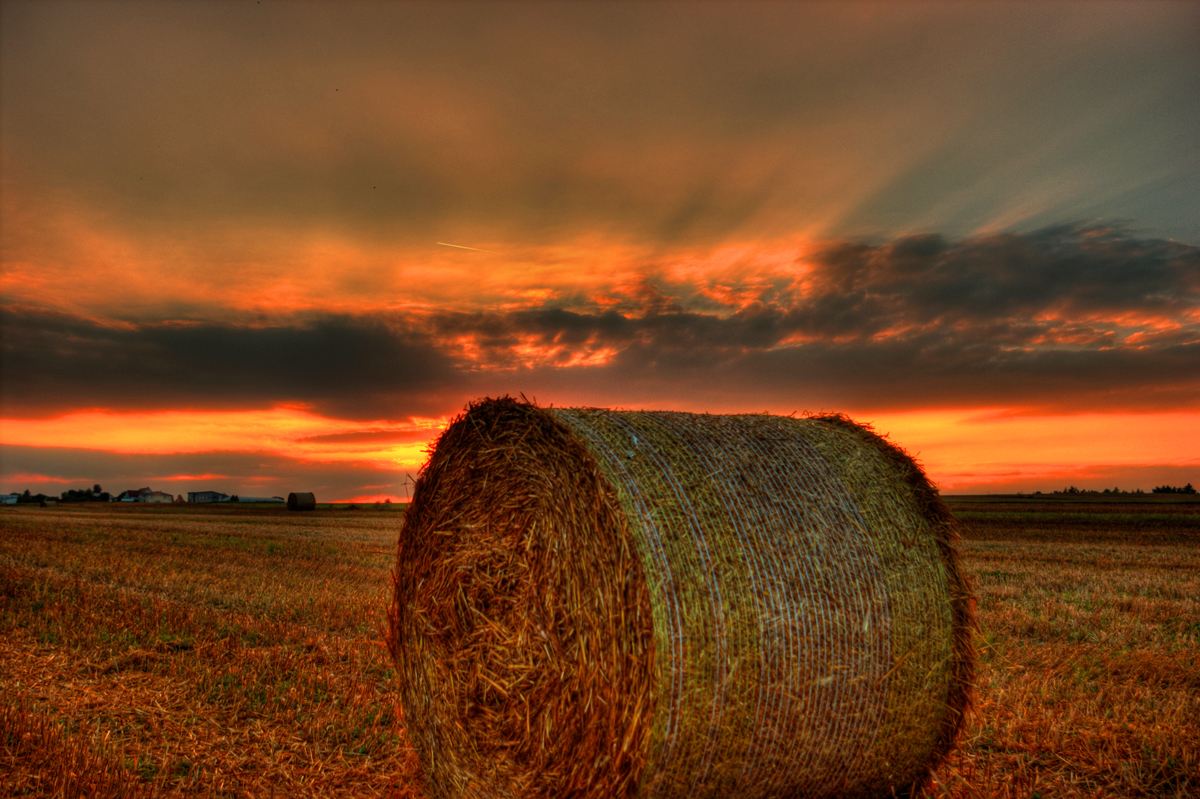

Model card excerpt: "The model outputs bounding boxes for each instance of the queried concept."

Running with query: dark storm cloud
[471,330,1198,416]
[442,226,1199,347]
[3,226,1197,418]
[3,1,1197,244]
[708,338,1200,414]
[433,226,1200,412]
[0,444,411,501]
[0,309,463,420]
[778,225,1200,341]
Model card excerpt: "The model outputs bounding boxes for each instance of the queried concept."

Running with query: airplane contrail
[437,242,488,252]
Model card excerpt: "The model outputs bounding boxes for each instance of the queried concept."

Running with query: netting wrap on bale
[388,398,974,799]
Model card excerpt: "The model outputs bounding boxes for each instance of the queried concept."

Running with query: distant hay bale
[388,398,975,799]
[287,492,316,511]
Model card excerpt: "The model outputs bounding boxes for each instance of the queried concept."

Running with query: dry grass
[2,497,1197,797]
[0,503,421,797]
[931,499,1200,798]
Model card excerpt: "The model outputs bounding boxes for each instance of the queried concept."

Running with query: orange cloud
[4,182,830,324]
[506,336,619,370]
[2,472,78,485]
[857,409,1200,493]
[156,473,228,482]
[3,405,1195,497]
[0,409,448,471]
[341,493,410,505]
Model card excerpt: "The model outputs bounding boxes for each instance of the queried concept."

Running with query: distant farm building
[117,488,173,503]
[117,487,153,502]
[1,494,18,505]
[239,496,286,503]
[188,491,231,503]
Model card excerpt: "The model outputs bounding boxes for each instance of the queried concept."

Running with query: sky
[2,0,1198,501]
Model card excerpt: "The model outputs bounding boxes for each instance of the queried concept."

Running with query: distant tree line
[12,489,53,504]
[1054,486,1144,495]
[9,485,111,503]
[1152,483,1197,494]
[61,484,112,502]
[1053,484,1195,495]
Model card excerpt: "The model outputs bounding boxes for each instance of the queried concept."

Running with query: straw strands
[388,398,975,799]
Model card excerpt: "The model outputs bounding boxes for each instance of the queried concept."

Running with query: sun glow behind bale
[388,398,975,799]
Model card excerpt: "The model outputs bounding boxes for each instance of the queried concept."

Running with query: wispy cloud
[3,1,1196,271]
[294,428,436,445]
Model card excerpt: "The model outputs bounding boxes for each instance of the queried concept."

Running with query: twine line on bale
[388,398,975,799]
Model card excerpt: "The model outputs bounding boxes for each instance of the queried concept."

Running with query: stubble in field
[1,499,1197,797]
[931,501,1200,798]
[0,505,422,797]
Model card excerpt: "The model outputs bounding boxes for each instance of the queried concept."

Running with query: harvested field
[0,503,419,797]
[934,496,1200,798]
[1,496,1197,797]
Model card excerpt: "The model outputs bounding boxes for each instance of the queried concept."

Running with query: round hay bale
[388,398,975,799]
[287,492,316,511]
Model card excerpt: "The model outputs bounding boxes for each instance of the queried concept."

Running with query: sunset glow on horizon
[3,1,1197,501]
[3,404,1197,501]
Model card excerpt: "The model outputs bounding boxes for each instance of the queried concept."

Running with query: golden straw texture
[388,398,974,799]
